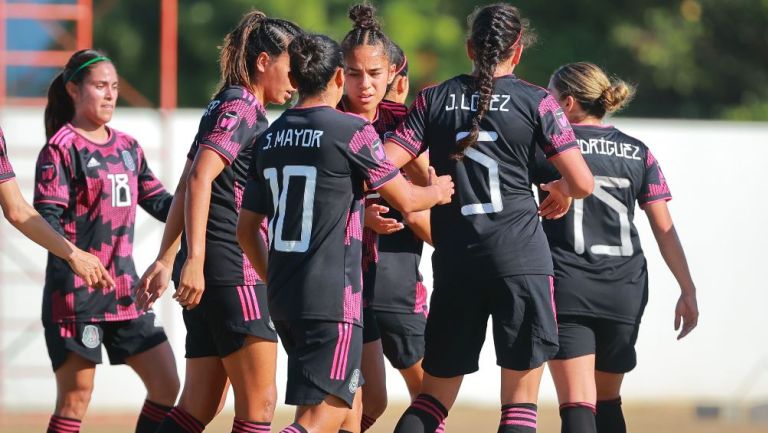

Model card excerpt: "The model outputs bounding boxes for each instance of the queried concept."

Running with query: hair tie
[64,56,110,84]
[394,54,408,76]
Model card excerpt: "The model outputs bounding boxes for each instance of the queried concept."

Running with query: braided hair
[218,10,302,92]
[455,3,534,159]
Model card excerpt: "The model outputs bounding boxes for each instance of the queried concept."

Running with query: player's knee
[364,390,387,419]
[57,386,93,417]
[147,374,180,405]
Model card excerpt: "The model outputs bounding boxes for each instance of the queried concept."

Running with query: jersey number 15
[574,176,633,257]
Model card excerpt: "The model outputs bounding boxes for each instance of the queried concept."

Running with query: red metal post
[160,0,177,110]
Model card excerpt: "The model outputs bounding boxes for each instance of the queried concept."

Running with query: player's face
[70,62,119,126]
[344,44,390,115]
[261,52,295,105]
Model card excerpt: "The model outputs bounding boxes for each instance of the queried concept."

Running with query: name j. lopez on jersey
[578,137,641,160]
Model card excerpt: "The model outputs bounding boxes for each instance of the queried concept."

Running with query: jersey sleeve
[135,143,172,220]
[389,90,429,156]
[196,92,265,164]
[638,148,672,207]
[344,124,399,191]
[0,130,15,183]
[242,175,271,216]
[535,94,579,159]
[34,144,72,207]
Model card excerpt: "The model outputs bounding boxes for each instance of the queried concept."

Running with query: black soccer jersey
[390,74,579,277]
[0,127,15,184]
[533,124,672,323]
[173,86,270,286]
[34,124,172,323]
[242,105,399,325]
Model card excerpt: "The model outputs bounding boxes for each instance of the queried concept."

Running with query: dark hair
[455,3,536,159]
[388,42,408,78]
[219,10,302,92]
[550,62,635,119]
[341,4,392,60]
[288,34,344,96]
[45,49,111,140]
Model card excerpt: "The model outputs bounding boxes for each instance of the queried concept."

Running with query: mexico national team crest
[349,368,361,394]
[121,150,136,171]
[81,324,100,349]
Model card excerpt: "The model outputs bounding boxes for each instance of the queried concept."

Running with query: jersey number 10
[574,176,633,257]
[264,166,317,253]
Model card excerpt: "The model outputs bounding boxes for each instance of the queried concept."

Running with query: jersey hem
[555,310,642,325]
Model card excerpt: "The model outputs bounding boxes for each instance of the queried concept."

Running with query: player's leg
[359,308,387,432]
[493,275,560,433]
[593,319,639,433]
[549,316,598,433]
[340,388,364,433]
[214,284,279,433]
[156,304,229,433]
[44,323,102,433]
[393,272,486,433]
[275,320,363,433]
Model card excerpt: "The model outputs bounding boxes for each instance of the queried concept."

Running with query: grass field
[1,403,765,432]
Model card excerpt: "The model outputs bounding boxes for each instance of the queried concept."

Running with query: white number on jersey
[574,175,633,256]
[264,165,317,253]
[456,130,503,216]
[107,173,131,208]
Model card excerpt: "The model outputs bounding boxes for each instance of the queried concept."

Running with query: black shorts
[362,306,381,344]
[183,283,277,358]
[553,315,640,373]
[44,311,168,371]
[274,320,364,408]
[375,310,426,369]
[423,274,559,377]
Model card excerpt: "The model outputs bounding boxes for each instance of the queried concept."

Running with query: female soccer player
[536,62,699,433]
[237,32,454,433]
[0,127,113,289]
[382,4,595,433]
[36,49,179,433]
[135,11,302,433]
[337,4,430,431]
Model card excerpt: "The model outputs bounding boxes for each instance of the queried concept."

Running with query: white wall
[0,108,766,409]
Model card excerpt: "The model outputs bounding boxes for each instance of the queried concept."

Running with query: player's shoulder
[212,85,267,116]
[507,76,551,104]
[379,100,407,118]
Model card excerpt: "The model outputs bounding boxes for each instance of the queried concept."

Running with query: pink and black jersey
[533,124,672,323]
[173,85,270,286]
[340,100,427,314]
[391,74,579,277]
[242,105,399,326]
[0,127,15,184]
[34,124,172,324]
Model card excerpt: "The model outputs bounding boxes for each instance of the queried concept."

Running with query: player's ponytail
[550,62,636,119]
[218,10,302,92]
[288,34,344,96]
[341,3,392,60]
[455,3,535,160]
[45,49,110,140]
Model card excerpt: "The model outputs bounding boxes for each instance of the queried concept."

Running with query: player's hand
[429,166,454,205]
[67,249,115,289]
[674,292,698,340]
[175,258,205,310]
[365,204,404,234]
[538,179,572,219]
[135,260,173,310]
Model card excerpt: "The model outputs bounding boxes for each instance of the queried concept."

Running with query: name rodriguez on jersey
[578,137,641,161]
[262,128,324,150]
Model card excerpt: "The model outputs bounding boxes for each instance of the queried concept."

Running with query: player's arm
[364,202,404,235]
[537,150,593,219]
[1,179,113,288]
[644,201,698,340]
[237,209,269,285]
[403,209,432,245]
[376,167,453,214]
[175,149,226,310]
[135,145,173,222]
[136,160,192,310]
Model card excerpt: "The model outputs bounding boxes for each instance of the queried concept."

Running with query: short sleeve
[344,124,399,191]
[34,144,72,207]
[638,148,672,207]
[196,90,266,164]
[242,176,272,216]
[389,90,429,156]
[0,129,15,183]
[135,143,167,201]
[536,94,579,159]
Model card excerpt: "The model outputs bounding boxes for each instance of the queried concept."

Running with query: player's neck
[296,93,336,109]
[571,114,603,126]
[70,115,110,143]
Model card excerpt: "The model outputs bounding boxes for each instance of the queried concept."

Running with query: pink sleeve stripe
[199,142,235,165]
[139,186,166,201]
[33,198,68,206]
[639,197,672,209]
[0,175,14,184]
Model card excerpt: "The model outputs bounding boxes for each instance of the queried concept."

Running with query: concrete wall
[1,108,766,409]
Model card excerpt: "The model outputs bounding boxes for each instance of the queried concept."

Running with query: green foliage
[92,0,768,120]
